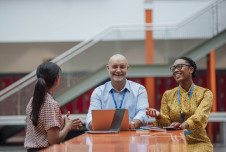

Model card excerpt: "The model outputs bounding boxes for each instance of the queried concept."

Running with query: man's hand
[129,119,142,129]
[88,122,93,130]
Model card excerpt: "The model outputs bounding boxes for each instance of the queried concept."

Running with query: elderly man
[86,54,149,130]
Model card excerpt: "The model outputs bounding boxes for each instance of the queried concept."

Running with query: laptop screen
[109,109,125,131]
[92,109,129,131]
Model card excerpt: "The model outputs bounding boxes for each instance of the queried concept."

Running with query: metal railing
[0,0,225,115]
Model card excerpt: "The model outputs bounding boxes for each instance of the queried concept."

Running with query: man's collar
[108,80,131,93]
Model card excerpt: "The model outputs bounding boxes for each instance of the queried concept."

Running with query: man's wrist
[131,121,135,127]
[88,122,93,130]
[130,121,136,129]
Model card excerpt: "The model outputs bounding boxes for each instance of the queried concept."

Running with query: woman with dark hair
[24,62,82,152]
[146,57,213,152]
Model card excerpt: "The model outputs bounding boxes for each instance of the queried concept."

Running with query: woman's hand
[170,122,181,128]
[71,118,83,129]
[64,111,83,130]
[170,122,189,129]
[146,108,161,119]
[179,122,189,129]
[47,111,83,145]
[64,111,73,130]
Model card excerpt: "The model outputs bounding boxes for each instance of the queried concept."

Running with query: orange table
[41,130,187,152]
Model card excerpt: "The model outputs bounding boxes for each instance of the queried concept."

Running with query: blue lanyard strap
[111,89,126,109]
[47,91,53,98]
[184,130,192,135]
[178,84,194,135]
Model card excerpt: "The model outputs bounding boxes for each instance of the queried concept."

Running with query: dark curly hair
[178,57,197,79]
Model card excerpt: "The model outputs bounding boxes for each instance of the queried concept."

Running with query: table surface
[40,130,187,152]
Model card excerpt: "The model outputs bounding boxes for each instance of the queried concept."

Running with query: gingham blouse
[24,93,64,149]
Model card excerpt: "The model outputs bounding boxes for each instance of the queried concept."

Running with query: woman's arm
[153,91,171,127]
[47,113,82,145]
[47,126,70,145]
[185,89,213,130]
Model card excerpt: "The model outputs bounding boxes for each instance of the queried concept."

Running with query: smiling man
[86,54,149,130]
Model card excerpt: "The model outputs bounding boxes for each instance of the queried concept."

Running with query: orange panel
[207,50,217,111]
[209,51,217,112]
[145,9,155,108]
[145,77,155,108]
[206,50,217,141]
[145,9,153,64]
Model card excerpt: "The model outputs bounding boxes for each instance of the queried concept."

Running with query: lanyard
[111,89,126,109]
[178,84,194,135]
[47,92,54,99]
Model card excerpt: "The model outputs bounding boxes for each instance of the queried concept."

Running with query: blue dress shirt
[86,80,149,130]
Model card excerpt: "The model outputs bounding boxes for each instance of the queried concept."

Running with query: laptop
[86,109,129,134]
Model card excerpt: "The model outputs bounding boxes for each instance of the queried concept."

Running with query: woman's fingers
[73,118,82,121]
[146,108,152,116]
[64,114,83,130]
[66,111,70,117]
[73,121,83,126]
[153,111,157,117]
[170,122,175,127]
[146,110,149,115]
[72,123,82,129]
[71,118,83,129]
[65,116,83,130]
[170,122,181,128]
[72,118,83,123]
[179,122,189,129]
[146,108,159,118]
[150,110,156,117]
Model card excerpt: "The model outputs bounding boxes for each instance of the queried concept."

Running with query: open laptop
[86,109,129,134]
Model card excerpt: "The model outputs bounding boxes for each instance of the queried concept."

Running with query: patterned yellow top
[154,84,213,152]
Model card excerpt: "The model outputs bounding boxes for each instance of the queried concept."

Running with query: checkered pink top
[24,93,64,149]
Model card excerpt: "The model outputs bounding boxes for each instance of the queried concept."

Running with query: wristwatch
[131,121,135,128]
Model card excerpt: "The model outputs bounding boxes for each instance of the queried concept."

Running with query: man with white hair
[86,54,149,130]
